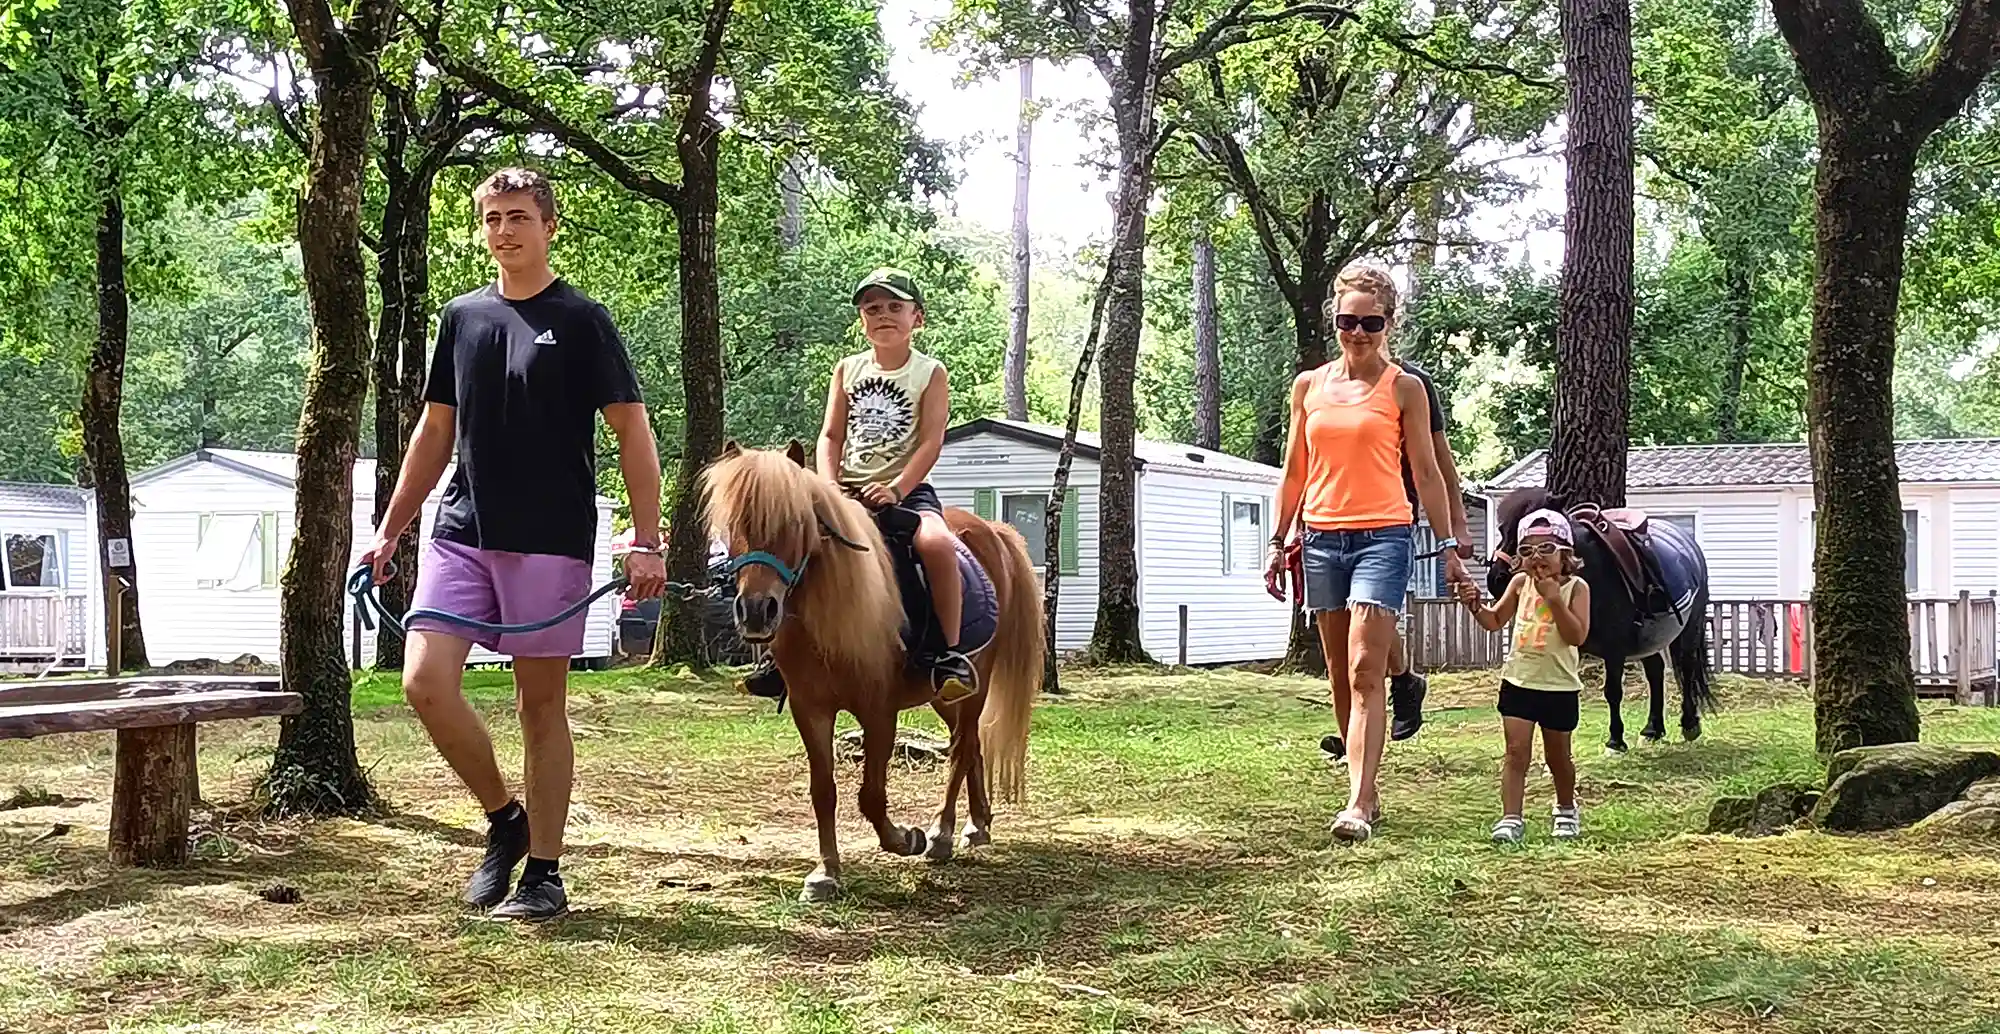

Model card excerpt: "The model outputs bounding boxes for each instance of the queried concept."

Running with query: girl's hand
[1454,580,1482,605]
[1534,575,1564,601]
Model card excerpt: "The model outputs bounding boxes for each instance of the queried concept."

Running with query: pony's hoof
[800,874,841,903]
[923,831,955,863]
[962,824,992,847]
[1641,728,1666,744]
[901,826,929,857]
[1682,723,1702,742]
[1604,741,1629,756]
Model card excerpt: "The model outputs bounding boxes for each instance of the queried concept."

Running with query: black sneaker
[491,876,568,922]
[463,805,530,908]
[1389,671,1428,741]
[736,656,787,701]
[933,650,980,703]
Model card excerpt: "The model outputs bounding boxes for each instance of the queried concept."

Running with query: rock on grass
[1811,744,2000,833]
[1916,776,2000,838]
[1707,782,1820,837]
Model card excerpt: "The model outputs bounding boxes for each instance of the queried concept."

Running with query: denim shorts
[1300,525,1415,616]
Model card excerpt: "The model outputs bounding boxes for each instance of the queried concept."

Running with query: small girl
[1455,508,1592,842]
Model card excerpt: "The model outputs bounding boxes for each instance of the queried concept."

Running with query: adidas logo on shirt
[533,329,556,345]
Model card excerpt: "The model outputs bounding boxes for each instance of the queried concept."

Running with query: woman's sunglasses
[1333,313,1388,333]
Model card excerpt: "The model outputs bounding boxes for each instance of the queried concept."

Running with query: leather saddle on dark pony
[866,501,999,667]
[1565,504,1683,622]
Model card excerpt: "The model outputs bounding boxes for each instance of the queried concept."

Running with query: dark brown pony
[702,441,1045,902]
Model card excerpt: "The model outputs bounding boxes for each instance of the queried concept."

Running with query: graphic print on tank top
[844,374,918,475]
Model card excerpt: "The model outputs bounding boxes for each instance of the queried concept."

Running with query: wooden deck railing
[1401,592,1999,706]
[0,592,91,668]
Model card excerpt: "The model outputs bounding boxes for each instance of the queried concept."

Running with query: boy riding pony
[739,267,979,703]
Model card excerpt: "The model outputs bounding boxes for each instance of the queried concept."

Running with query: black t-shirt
[1395,358,1449,510]
[422,279,643,561]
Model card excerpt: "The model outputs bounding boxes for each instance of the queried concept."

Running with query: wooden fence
[1402,592,1999,706]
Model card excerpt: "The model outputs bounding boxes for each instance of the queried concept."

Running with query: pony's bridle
[723,512,871,591]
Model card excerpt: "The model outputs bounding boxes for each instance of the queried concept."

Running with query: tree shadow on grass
[360,807,488,850]
[0,822,392,936]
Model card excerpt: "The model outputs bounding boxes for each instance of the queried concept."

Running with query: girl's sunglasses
[1518,543,1565,558]
[1333,313,1388,333]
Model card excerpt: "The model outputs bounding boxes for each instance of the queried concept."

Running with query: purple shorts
[407,539,593,658]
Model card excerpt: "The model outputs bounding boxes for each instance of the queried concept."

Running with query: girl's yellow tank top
[1502,576,1584,692]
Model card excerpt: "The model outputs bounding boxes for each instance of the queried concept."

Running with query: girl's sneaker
[1490,816,1525,843]
[1552,805,1582,840]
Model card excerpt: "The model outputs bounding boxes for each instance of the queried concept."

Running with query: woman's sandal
[1330,808,1373,844]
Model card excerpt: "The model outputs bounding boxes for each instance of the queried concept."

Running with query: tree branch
[1912,0,2000,137]
[422,42,684,210]
[1162,0,1556,91]
[1193,129,1302,302]
[1058,0,1120,83]
[1768,0,1905,113]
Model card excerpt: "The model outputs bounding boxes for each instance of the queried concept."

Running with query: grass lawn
[4,665,2000,1033]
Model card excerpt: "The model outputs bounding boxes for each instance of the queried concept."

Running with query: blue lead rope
[347,563,633,638]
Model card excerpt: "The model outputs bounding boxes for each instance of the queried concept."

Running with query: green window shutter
[973,488,997,520]
[262,512,279,586]
[1060,492,1080,576]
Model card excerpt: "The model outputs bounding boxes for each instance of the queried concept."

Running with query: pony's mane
[701,449,902,680]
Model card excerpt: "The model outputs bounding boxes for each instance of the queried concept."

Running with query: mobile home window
[1223,495,1267,575]
[3,532,62,590]
[1001,493,1048,569]
[1903,508,1918,592]
[196,512,280,589]
[1803,508,1920,592]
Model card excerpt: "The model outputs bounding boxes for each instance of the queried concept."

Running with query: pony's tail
[1671,583,1718,717]
[980,520,1045,805]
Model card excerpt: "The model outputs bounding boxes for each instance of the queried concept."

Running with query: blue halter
[724,549,807,587]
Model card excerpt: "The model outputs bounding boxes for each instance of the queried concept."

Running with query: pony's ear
[785,439,808,467]
[721,439,744,459]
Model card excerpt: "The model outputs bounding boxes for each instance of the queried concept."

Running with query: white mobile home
[934,419,1290,664]
[1481,439,2000,598]
[129,449,618,667]
[0,482,104,673]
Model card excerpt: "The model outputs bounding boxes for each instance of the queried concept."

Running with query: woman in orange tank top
[1265,263,1469,844]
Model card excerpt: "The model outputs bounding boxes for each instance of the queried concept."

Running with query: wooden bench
[0,675,302,866]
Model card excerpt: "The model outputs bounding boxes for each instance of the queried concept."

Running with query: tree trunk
[1806,126,1923,755]
[1548,0,1634,511]
[370,165,435,671]
[653,111,728,669]
[1715,257,1754,443]
[1006,59,1035,422]
[83,167,147,672]
[1192,229,1221,451]
[1087,87,1155,666]
[266,19,384,816]
[1044,266,1112,692]
[777,148,805,356]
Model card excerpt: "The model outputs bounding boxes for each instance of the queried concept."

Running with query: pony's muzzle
[734,592,784,642]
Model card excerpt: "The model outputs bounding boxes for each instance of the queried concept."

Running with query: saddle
[869,503,998,663]
[1565,504,1680,619]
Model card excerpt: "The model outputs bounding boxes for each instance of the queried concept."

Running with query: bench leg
[110,722,194,867]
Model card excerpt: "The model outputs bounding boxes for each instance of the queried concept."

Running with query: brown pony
[702,440,1045,902]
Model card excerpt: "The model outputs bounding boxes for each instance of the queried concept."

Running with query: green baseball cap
[851,266,924,309]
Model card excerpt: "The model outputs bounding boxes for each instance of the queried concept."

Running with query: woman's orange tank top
[1301,361,1414,531]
